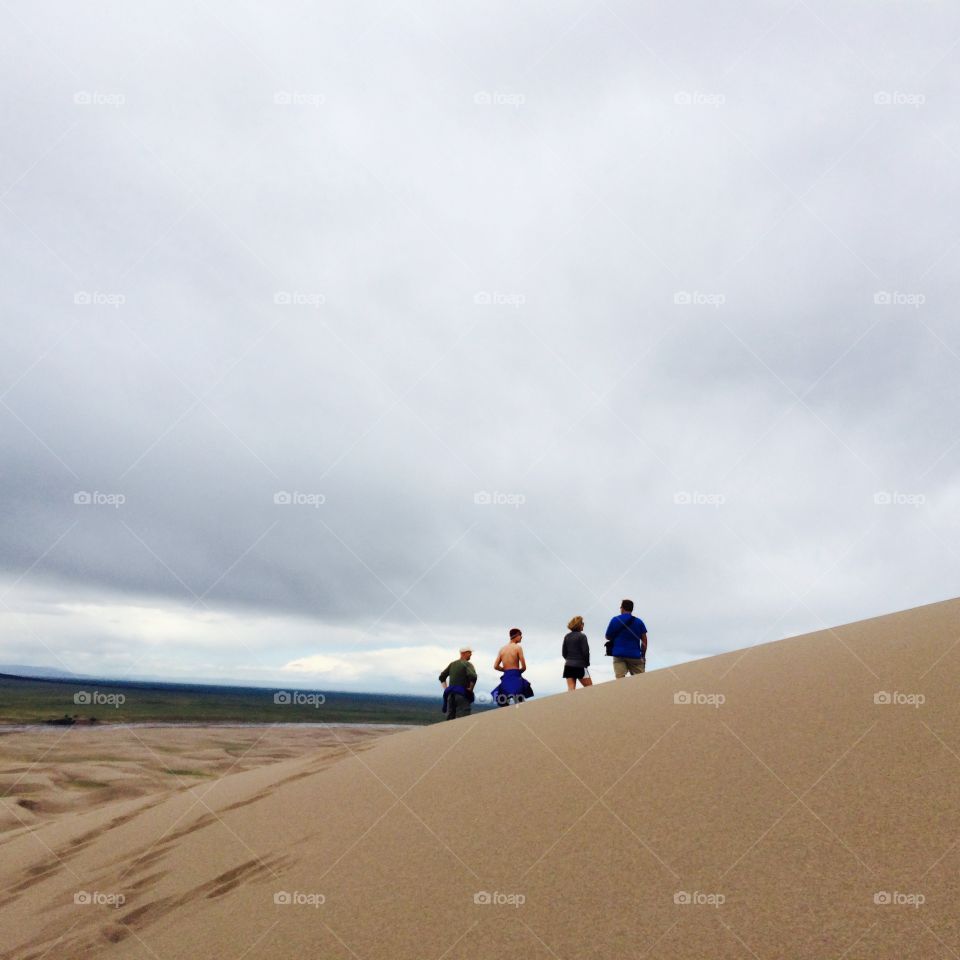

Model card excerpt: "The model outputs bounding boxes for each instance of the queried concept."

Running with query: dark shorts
[563,665,586,679]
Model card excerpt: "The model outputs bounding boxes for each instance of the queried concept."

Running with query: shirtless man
[491,628,533,706]
[494,628,526,673]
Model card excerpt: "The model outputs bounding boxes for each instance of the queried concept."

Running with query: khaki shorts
[613,657,646,678]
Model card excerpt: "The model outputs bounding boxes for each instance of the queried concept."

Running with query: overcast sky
[1,0,958,698]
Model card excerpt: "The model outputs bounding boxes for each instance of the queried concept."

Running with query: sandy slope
[0,725,399,834]
[3,598,960,959]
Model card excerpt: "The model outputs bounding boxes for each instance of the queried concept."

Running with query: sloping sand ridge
[2,597,960,959]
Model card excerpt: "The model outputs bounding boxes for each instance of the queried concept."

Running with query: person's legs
[445,694,459,720]
[566,678,576,691]
[613,658,627,679]
[626,658,645,676]
[458,694,472,717]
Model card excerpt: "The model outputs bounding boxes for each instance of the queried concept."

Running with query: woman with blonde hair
[562,616,592,690]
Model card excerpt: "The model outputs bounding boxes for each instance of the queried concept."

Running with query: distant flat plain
[0,673,449,726]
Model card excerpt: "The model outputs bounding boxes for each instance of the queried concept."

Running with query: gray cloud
[1,1,958,693]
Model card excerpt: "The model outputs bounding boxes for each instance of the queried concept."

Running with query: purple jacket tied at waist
[442,684,474,713]
[491,668,534,706]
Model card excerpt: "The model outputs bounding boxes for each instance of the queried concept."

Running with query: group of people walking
[438,599,649,720]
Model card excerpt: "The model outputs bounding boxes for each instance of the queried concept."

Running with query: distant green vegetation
[0,674,458,726]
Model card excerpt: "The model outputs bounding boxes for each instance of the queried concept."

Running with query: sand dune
[0,725,398,835]
[3,598,960,959]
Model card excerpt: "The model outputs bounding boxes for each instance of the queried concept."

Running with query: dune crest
[3,597,960,960]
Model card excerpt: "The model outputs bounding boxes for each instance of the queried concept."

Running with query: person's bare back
[491,628,533,706]
[494,631,526,672]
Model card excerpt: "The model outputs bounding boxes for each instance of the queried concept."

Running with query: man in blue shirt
[605,599,648,679]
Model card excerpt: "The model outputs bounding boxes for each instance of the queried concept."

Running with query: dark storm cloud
[2,0,959,690]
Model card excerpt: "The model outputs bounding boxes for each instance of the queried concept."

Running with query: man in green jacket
[439,646,477,720]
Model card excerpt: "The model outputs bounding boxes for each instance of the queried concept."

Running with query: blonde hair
[567,615,584,631]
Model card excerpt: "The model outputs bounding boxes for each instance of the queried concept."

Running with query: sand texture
[2,598,960,959]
